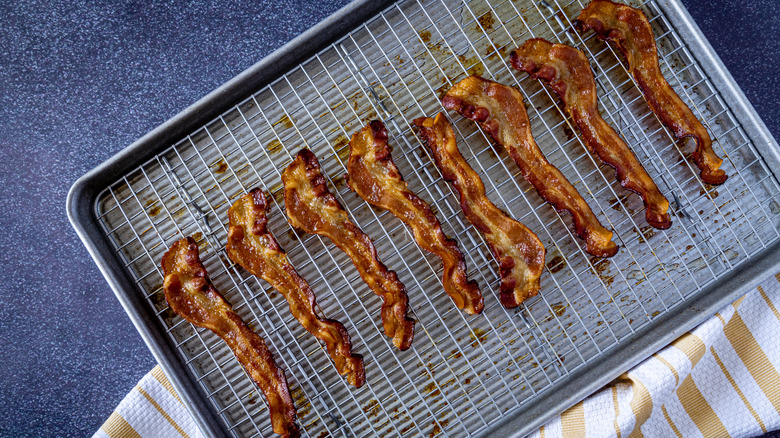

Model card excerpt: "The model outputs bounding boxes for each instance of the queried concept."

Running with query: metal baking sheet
[67,0,780,437]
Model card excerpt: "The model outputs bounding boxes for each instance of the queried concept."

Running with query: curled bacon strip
[414,113,546,308]
[226,189,365,387]
[511,38,671,229]
[282,149,415,350]
[346,121,484,314]
[576,0,727,185]
[443,75,618,257]
[161,237,299,438]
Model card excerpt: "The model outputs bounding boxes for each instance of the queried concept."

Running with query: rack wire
[94,0,780,436]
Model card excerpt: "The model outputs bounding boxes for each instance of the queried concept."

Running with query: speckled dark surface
[0,0,777,436]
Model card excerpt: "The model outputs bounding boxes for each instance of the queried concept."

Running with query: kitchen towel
[94,272,780,437]
[93,366,204,438]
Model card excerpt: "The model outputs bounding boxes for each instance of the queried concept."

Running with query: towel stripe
[672,333,706,367]
[711,346,767,433]
[653,354,679,385]
[733,295,747,309]
[628,423,644,438]
[625,374,651,438]
[612,386,622,438]
[151,365,183,404]
[136,386,191,438]
[677,375,728,437]
[758,286,780,322]
[101,412,142,438]
[724,311,780,415]
[661,405,682,438]
[561,401,585,438]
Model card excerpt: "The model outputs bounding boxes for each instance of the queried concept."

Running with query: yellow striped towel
[94,366,203,438]
[96,273,780,438]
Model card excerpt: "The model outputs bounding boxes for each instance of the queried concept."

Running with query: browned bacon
[511,38,671,229]
[283,149,415,350]
[227,189,365,387]
[161,237,299,438]
[414,113,546,308]
[575,0,727,185]
[346,121,484,314]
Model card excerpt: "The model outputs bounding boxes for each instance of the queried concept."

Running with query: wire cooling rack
[92,0,780,436]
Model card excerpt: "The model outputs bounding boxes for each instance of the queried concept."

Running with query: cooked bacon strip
[282,149,415,350]
[226,189,365,387]
[161,237,299,438]
[443,75,618,257]
[511,38,671,229]
[575,0,727,185]
[346,121,484,314]
[414,113,546,308]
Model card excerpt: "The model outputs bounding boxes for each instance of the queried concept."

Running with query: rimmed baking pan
[68,0,780,436]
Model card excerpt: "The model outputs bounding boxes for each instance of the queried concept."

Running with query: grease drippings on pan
[152,1,744,436]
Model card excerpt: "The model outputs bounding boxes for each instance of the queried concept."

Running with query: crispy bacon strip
[511,38,671,229]
[414,113,546,308]
[226,189,365,387]
[346,121,484,314]
[282,149,415,350]
[443,75,618,257]
[161,237,299,438]
[575,0,727,185]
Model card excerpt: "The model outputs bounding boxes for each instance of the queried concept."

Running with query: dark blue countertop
[0,0,777,436]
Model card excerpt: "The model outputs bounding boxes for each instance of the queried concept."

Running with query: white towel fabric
[530,273,780,438]
[94,366,204,438]
[95,273,780,438]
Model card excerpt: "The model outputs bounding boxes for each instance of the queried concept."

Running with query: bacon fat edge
[346,121,484,314]
[283,149,415,350]
[162,237,299,438]
[575,0,727,185]
[511,38,671,229]
[414,113,546,308]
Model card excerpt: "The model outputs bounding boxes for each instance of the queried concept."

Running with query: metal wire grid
[337,0,780,370]
[93,0,780,436]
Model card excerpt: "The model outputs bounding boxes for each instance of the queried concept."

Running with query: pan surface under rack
[87,0,780,436]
